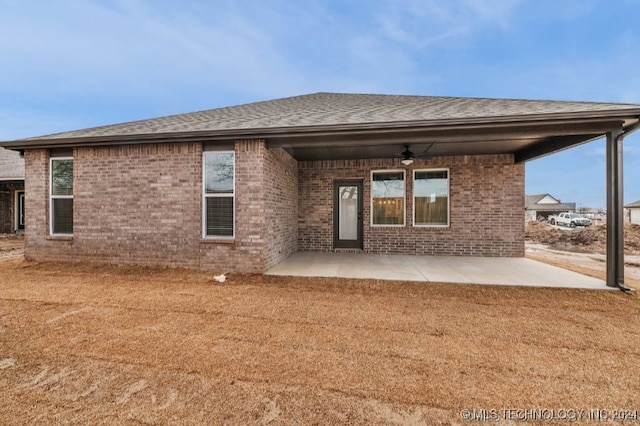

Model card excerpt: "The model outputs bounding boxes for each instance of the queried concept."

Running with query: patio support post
[606,128,624,288]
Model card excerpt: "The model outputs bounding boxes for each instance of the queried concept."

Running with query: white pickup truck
[548,212,592,228]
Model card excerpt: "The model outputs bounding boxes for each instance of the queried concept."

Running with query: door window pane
[339,186,358,240]
[18,193,25,228]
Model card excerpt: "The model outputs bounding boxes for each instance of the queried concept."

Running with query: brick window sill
[46,235,74,241]
[413,225,451,229]
[200,238,235,245]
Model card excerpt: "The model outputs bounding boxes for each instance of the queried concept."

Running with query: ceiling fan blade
[421,142,435,154]
[416,142,435,158]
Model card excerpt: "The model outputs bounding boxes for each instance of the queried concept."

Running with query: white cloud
[373,0,521,48]
[0,0,311,98]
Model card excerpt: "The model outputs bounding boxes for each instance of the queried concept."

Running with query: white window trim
[49,157,73,236]
[202,151,235,239]
[370,169,406,227]
[413,168,450,228]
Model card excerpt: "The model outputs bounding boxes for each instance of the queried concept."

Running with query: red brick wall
[298,154,525,257]
[0,181,24,233]
[263,146,298,269]
[24,149,59,259]
[199,140,267,272]
[199,141,298,272]
[24,144,522,270]
[0,187,10,233]
[25,145,204,266]
[23,141,299,272]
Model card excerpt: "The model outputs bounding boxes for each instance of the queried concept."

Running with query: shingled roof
[3,92,640,163]
[525,194,576,212]
[8,92,640,141]
[0,147,24,181]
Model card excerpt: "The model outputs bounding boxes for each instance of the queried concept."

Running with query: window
[203,151,235,238]
[371,170,405,226]
[50,158,74,235]
[414,169,449,226]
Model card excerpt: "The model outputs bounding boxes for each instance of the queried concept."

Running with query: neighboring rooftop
[626,200,640,208]
[525,194,576,212]
[0,147,25,181]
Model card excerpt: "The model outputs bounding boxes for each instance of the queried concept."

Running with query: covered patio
[267,252,609,290]
[263,94,640,290]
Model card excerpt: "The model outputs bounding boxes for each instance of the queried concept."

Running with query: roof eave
[2,109,640,150]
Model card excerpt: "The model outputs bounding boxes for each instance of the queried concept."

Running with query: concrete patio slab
[266,252,611,290]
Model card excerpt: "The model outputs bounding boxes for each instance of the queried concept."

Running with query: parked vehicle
[548,212,592,228]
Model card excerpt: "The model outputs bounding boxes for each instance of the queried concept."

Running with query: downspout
[609,119,640,292]
[618,119,640,141]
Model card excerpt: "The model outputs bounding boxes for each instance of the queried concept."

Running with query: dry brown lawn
[1,258,639,425]
[0,234,24,261]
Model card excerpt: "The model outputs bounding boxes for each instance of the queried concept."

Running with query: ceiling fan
[398,143,435,166]
[400,145,414,165]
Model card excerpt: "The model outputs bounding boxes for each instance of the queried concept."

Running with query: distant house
[2,93,640,273]
[525,194,576,222]
[625,200,640,224]
[0,147,25,233]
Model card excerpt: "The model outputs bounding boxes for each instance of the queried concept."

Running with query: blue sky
[1,0,639,208]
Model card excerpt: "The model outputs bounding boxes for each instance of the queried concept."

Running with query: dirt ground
[1,256,639,425]
[0,233,24,261]
[525,222,640,289]
[525,221,640,255]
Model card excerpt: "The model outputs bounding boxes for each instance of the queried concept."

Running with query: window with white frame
[203,151,235,238]
[50,157,74,235]
[414,169,449,226]
[371,170,405,226]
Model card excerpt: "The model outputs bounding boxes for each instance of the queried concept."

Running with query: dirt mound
[525,221,640,254]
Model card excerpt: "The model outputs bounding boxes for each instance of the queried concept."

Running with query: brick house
[525,193,576,222]
[0,147,25,233]
[626,200,640,225]
[2,93,640,274]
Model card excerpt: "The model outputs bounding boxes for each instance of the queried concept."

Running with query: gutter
[1,113,637,150]
[618,119,640,140]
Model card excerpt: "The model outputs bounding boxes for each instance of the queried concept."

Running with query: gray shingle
[525,194,576,212]
[0,147,24,180]
[14,92,640,142]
